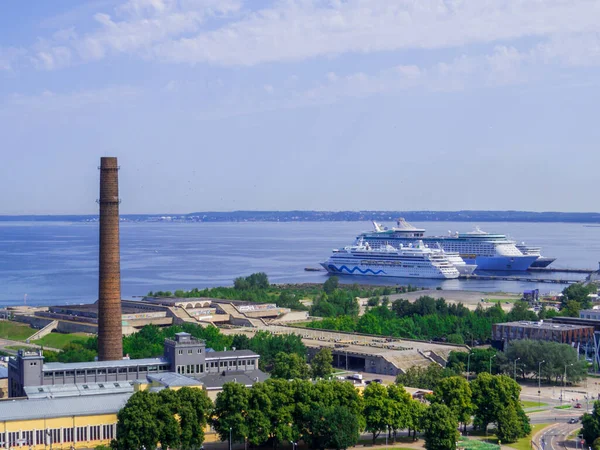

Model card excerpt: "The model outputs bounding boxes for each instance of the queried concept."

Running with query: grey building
[8,332,261,398]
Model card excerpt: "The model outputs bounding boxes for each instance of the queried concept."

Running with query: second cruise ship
[361,219,540,271]
[321,239,460,279]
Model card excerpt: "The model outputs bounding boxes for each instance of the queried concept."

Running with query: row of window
[43,365,170,378]
[207,359,255,368]
[0,425,114,446]
[178,348,203,355]
[177,364,205,375]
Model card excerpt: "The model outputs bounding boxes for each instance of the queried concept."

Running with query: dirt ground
[359,289,520,314]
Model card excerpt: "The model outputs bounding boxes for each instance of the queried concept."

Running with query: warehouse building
[492,320,595,348]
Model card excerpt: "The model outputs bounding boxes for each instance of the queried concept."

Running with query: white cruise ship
[320,239,460,279]
[362,219,539,271]
[515,243,556,268]
[431,244,477,275]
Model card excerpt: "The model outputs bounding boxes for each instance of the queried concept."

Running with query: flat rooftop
[43,357,169,371]
[0,393,132,421]
[496,321,594,331]
[50,303,152,315]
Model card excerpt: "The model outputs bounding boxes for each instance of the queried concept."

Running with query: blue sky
[1,0,600,214]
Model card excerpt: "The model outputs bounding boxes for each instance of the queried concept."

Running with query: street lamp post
[489,354,497,374]
[564,363,574,388]
[514,358,521,381]
[229,427,232,450]
[538,360,546,407]
[290,441,297,450]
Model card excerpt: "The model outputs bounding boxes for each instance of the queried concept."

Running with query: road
[539,422,581,450]
[0,337,61,354]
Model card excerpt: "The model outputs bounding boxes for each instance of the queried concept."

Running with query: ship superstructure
[320,239,460,279]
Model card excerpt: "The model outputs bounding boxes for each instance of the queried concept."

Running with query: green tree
[113,391,163,450]
[271,352,310,379]
[470,373,528,440]
[387,384,412,441]
[421,403,460,450]
[311,348,334,379]
[307,406,360,450]
[246,382,273,446]
[212,383,250,447]
[395,364,451,390]
[430,376,473,432]
[582,401,600,446]
[177,387,213,449]
[323,277,339,294]
[363,382,392,443]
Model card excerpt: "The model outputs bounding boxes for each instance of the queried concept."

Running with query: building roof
[147,372,204,388]
[206,350,258,359]
[496,321,594,331]
[198,370,269,390]
[43,357,169,371]
[0,393,132,421]
[24,381,137,399]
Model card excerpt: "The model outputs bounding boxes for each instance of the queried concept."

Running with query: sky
[1,0,600,215]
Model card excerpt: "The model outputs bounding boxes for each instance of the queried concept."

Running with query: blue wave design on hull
[328,265,386,275]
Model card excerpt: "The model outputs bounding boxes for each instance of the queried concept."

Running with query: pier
[528,267,595,274]
[458,274,576,284]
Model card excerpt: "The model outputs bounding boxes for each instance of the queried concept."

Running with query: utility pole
[539,360,546,407]
[514,357,521,380]
[489,354,496,374]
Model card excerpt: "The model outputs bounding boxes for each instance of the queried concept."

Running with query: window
[76,370,85,376]
[197,348,202,354]
[178,350,183,355]
[64,428,73,443]
[91,425,101,441]
[99,383,105,388]
[118,368,127,373]
[83,384,89,389]
[103,425,114,440]
[108,368,117,374]
[77,427,88,442]
[188,349,193,355]
[128,367,137,373]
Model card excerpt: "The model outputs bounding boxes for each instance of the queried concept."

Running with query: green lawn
[0,321,35,340]
[521,400,548,408]
[485,298,520,304]
[5,345,32,351]
[506,423,549,450]
[554,405,572,410]
[32,332,89,349]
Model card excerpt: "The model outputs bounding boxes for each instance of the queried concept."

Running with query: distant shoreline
[1,210,600,224]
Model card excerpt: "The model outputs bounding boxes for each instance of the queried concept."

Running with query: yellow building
[0,393,127,449]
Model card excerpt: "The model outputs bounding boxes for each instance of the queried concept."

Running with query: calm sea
[0,221,598,307]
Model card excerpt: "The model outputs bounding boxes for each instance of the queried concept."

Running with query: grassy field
[6,345,32,351]
[554,405,572,410]
[0,320,34,340]
[521,400,548,408]
[507,423,549,450]
[485,298,520,304]
[32,332,89,349]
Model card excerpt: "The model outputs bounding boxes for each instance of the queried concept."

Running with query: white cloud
[151,0,600,66]
[34,0,242,69]
[0,47,26,72]
[2,85,140,113]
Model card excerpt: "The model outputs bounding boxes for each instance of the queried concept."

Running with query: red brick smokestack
[97,157,123,361]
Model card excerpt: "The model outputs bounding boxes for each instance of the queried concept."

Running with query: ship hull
[456,264,477,275]
[462,255,539,271]
[530,257,556,268]
[320,262,459,279]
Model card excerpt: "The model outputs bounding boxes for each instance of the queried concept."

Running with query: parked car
[569,418,579,424]
[373,378,383,384]
[575,403,582,409]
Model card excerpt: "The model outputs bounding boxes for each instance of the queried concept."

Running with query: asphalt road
[539,422,581,450]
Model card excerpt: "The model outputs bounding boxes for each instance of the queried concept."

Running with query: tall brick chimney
[97,157,123,361]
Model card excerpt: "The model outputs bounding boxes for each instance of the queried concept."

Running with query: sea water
[0,221,598,306]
